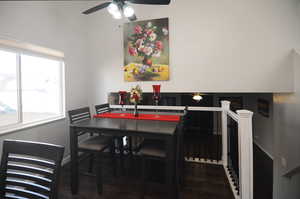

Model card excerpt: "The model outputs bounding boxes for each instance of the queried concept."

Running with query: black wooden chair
[140,112,187,199]
[95,103,111,114]
[0,139,64,199]
[68,107,115,194]
[95,103,128,173]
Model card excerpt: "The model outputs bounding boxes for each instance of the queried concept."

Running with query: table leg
[166,136,176,199]
[119,137,124,175]
[70,126,78,194]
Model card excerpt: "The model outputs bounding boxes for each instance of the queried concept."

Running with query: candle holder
[119,91,127,112]
[152,85,161,116]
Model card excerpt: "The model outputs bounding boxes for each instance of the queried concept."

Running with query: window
[0,41,65,132]
[0,50,18,127]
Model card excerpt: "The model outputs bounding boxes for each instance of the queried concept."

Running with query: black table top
[70,117,179,136]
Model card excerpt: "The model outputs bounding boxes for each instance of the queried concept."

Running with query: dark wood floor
[59,157,234,199]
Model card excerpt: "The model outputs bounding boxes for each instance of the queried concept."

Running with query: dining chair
[95,103,111,114]
[140,112,187,199]
[0,139,64,199]
[95,103,128,173]
[95,104,146,170]
[68,106,115,194]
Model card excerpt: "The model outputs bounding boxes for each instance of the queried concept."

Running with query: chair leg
[96,154,103,195]
[128,136,133,155]
[88,153,94,173]
[110,139,117,177]
[119,137,125,174]
[141,156,146,199]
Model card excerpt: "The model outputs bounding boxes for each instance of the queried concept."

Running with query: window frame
[0,45,66,135]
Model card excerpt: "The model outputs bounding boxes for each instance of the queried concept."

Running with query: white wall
[0,1,90,158]
[271,3,300,198]
[86,0,300,106]
[273,50,300,199]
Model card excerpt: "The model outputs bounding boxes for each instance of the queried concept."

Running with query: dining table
[69,111,182,199]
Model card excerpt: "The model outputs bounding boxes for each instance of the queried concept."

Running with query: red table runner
[93,112,180,122]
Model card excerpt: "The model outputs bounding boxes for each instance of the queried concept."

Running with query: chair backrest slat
[8,155,55,169]
[5,187,48,199]
[7,163,53,178]
[95,103,110,114]
[6,170,52,186]
[5,193,28,199]
[0,140,64,199]
[6,178,50,196]
[68,107,91,124]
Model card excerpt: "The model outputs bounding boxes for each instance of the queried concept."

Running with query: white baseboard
[185,157,223,165]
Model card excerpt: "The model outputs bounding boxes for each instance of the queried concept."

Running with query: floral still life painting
[123,18,169,82]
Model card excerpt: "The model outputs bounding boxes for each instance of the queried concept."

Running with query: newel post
[237,110,253,199]
[221,101,230,166]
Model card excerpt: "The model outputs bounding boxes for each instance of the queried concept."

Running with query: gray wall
[271,3,300,198]
[273,51,300,199]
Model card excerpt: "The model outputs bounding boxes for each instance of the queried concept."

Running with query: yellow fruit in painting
[124,63,169,82]
[132,68,137,75]
[146,68,153,73]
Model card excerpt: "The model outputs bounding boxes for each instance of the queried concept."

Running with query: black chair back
[0,139,64,199]
[95,103,110,114]
[68,107,91,124]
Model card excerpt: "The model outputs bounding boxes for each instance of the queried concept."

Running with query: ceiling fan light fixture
[107,2,119,15]
[123,4,135,17]
[112,10,122,19]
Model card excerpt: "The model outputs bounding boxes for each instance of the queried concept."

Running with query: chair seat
[79,136,111,152]
[139,139,166,158]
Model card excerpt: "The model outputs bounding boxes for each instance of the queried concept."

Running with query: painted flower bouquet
[127,21,169,80]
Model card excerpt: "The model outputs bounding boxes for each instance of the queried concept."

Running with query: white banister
[221,101,230,166]
[228,110,239,122]
[237,110,253,199]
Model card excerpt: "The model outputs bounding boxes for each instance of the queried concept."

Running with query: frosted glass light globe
[123,5,134,17]
[107,2,119,15]
[112,10,122,19]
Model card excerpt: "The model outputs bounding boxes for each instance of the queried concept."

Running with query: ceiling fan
[82,0,171,21]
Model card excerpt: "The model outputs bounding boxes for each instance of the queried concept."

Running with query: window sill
[0,116,66,136]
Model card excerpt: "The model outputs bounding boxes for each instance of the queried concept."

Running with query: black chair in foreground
[0,139,64,199]
[68,106,115,194]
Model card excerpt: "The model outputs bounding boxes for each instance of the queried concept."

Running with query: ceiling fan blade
[128,14,137,21]
[82,2,111,15]
[126,0,170,5]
